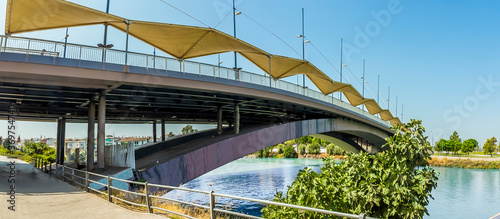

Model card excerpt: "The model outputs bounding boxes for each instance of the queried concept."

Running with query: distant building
[115,137,149,147]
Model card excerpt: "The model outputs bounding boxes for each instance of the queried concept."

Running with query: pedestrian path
[0,155,163,219]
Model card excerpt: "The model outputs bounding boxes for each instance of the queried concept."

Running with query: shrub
[298,144,307,156]
[277,143,286,154]
[283,146,298,158]
[262,119,438,219]
[307,142,320,154]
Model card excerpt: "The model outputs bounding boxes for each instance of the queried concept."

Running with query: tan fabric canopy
[4,0,400,124]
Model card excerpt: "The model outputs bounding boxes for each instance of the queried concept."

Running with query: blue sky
[0,0,499,146]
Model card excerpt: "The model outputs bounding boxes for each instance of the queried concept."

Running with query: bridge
[1,0,400,186]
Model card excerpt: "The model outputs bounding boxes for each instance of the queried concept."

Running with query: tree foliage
[307,142,320,154]
[449,131,462,143]
[483,137,497,157]
[22,142,56,163]
[262,119,439,219]
[297,144,307,156]
[461,139,478,154]
[326,143,344,156]
[283,146,298,158]
[181,125,198,135]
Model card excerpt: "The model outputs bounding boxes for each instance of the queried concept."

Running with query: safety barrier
[52,164,376,219]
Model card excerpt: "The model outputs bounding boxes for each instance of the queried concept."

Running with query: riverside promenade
[0,155,163,218]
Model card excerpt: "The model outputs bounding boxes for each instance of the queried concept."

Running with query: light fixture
[304,40,310,43]
[219,61,223,64]
[235,11,242,16]
[297,35,303,38]
[97,43,114,49]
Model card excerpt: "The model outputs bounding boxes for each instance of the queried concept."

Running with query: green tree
[449,140,461,156]
[461,139,478,154]
[434,139,446,152]
[283,145,298,158]
[483,137,497,157]
[3,139,11,150]
[181,125,198,135]
[326,143,344,156]
[307,142,320,154]
[449,131,462,143]
[167,132,175,137]
[276,143,286,154]
[298,144,307,156]
[262,119,438,219]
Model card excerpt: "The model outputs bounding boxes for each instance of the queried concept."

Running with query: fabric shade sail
[4,0,399,124]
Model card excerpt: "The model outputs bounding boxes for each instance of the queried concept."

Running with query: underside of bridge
[0,52,393,181]
[137,118,390,187]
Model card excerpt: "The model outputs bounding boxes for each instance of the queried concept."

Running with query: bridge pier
[87,97,95,170]
[97,91,106,170]
[161,119,166,141]
[217,106,222,135]
[56,117,66,164]
[234,104,240,134]
[153,120,157,143]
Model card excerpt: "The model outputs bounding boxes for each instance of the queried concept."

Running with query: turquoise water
[165,158,500,218]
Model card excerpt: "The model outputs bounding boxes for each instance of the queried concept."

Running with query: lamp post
[101,0,111,62]
[340,38,343,101]
[361,59,365,112]
[387,86,390,110]
[377,74,380,104]
[63,28,69,58]
[232,0,242,75]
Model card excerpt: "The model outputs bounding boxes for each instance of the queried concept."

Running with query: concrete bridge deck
[0,155,162,218]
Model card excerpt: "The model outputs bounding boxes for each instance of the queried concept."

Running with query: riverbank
[428,156,500,169]
[247,153,345,160]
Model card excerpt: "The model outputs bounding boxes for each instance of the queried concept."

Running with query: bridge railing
[53,164,376,219]
[0,35,388,127]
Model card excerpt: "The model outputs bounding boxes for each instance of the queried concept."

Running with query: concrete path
[0,155,164,219]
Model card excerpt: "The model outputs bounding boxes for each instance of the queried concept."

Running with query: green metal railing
[53,164,376,219]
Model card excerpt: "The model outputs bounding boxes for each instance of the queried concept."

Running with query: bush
[283,146,298,158]
[326,143,344,156]
[307,142,320,154]
[277,143,286,154]
[262,119,438,219]
[298,144,307,156]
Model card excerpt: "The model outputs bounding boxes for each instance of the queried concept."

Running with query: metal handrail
[0,35,390,127]
[50,164,376,219]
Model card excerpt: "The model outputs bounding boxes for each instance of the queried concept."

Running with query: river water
[165,158,500,218]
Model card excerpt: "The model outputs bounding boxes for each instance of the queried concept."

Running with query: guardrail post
[107,176,112,202]
[145,182,152,213]
[210,190,215,219]
[85,171,89,192]
[62,165,65,179]
[49,162,52,175]
[71,168,75,182]
[56,163,59,177]
[359,213,366,219]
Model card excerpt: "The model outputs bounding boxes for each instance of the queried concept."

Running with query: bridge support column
[97,92,106,170]
[153,120,157,143]
[217,106,223,135]
[87,97,95,170]
[234,104,240,134]
[56,117,66,164]
[161,119,165,141]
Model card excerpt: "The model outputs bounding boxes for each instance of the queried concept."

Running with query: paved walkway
[0,155,164,218]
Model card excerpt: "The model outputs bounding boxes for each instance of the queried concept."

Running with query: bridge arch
[139,118,391,187]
